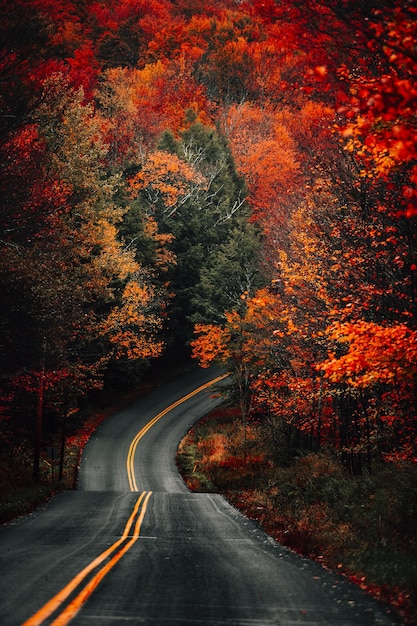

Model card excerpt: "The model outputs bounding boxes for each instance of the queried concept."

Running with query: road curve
[0,366,401,625]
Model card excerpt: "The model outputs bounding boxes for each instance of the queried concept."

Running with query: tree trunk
[33,367,45,482]
[58,418,66,481]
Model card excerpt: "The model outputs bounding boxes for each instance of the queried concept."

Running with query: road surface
[0,366,401,625]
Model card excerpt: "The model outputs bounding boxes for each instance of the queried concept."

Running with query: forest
[1,0,416,548]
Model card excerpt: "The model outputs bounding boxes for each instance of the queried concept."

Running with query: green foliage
[157,129,182,156]
[192,223,264,324]
[154,122,265,342]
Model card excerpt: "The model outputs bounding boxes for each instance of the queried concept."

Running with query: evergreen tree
[157,122,265,345]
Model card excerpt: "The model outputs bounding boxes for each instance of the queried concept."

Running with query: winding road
[0,367,400,625]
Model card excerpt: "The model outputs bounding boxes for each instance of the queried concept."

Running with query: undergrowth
[0,412,106,524]
[0,356,193,525]
[176,406,417,624]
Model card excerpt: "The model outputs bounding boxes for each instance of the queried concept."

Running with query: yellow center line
[22,491,150,626]
[49,491,152,626]
[126,373,228,492]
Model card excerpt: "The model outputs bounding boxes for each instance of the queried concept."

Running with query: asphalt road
[0,366,401,625]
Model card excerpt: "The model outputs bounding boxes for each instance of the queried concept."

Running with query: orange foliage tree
[192,289,285,443]
[0,74,167,476]
[224,103,300,230]
[129,149,208,216]
[319,321,417,463]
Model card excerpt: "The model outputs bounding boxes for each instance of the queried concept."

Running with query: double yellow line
[22,491,152,626]
[23,373,227,625]
[127,373,228,491]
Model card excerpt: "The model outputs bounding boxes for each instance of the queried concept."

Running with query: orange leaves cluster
[191,288,280,370]
[224,102,300,231]
[129,150,208,213]
[89,218,138,287]
[144,216,176,271]
[252,370,321,434]
[320,321,417,388]
[191,323,231,368]
[101,278,164,360]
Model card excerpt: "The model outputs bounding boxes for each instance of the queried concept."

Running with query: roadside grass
[176,406,417,624]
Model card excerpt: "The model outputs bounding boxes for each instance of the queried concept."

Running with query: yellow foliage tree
[101,278,164,360]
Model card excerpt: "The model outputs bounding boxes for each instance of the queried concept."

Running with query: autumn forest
[1,0,417,536]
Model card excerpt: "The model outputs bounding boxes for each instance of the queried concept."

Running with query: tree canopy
[1,0,416,474]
